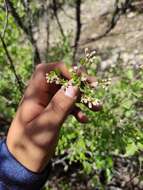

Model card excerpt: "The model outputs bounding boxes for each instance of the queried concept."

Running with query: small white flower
[55,80,60,84]
[89,50,97,58]
[88,102,92,109]
[84,99,88,104]
[85,48,89,55]
[81,76,87,82]
[93,100,101,106]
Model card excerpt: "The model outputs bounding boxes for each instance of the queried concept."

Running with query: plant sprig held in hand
[46,48,111,109]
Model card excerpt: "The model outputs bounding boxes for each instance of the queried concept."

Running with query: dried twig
[52,0,65,39]
[73,0,82,62]
[5,0,29,35]
[60,7,75,20]
[5,0,41,64]
[0,33,24,93]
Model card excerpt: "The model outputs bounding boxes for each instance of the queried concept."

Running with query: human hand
[7,63,101,172]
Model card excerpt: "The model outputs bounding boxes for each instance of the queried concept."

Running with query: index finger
[22,62,71,107]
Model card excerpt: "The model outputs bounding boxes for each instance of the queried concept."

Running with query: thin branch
[104,0,120,35]
[60,6,75,20]
[121,0,132,13]
[19,0,41,64]
[73,0,82,62]
[20,0,31,34]
[5,0,29,35]
[2,0,9,38]
[5,0,41,64]
[52,0,65,39]
[0,33,24,93]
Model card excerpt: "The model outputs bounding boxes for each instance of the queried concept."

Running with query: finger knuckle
[52,97,67,114]
[35,63,46,71]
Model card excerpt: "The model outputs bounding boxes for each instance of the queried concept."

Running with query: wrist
[7,121,57,172]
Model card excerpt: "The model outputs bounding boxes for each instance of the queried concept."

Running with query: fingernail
[65,85,78,99]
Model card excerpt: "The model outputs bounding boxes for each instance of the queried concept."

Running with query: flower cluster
[85,48,97,64]
[80,94,101,109]
[45,48,111,109]
[46,70,60,84]
[79,48,97,70]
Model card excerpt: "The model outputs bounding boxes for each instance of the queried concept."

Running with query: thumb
[35,83,79,128]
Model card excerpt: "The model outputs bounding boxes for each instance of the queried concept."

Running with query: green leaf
[125,142,138,156]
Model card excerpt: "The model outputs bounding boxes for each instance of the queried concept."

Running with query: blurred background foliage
[0,0,143,189]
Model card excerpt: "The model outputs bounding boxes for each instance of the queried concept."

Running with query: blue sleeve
[0,139,51,190]
[0,182,9,190]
